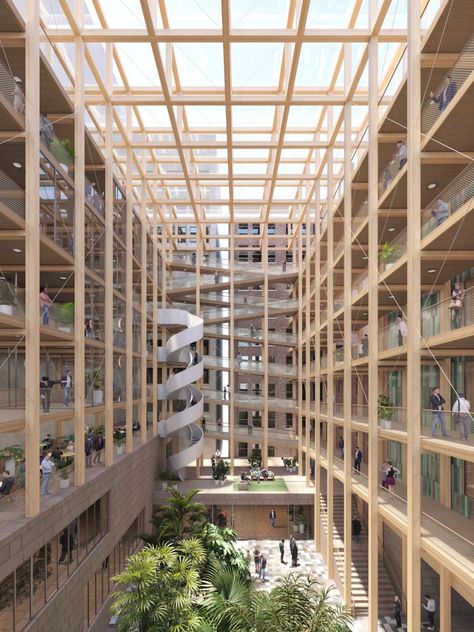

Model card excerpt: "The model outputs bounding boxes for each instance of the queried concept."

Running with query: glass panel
[0,573,14,632]
[31,546,46,617]
[15,560,31,630]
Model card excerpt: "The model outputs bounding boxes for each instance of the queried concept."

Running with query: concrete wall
[1,436,160,632]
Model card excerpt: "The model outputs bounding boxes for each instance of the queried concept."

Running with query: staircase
[157,309,204,478]
[320,495,396,620]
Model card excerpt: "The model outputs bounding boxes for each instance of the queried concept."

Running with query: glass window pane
[31,546,46,617]
[15,560,31,630]
[0,573,14,632]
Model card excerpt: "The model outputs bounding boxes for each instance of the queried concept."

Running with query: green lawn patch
[232,478,288,492]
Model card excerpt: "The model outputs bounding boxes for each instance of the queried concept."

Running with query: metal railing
[0,56,24,114]
[421,160,474,238]
[421,34,474,133]
[0,169,25,218]
[378,229,407,273]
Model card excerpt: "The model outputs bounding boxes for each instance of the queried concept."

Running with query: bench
[237,481,249,491]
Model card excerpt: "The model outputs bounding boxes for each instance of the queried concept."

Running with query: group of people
[84,431,104,467]
[432,385,471,440]
[253,548,267,581]
[40,368,73,412]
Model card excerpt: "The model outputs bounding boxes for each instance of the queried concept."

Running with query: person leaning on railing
[452,393,471,440]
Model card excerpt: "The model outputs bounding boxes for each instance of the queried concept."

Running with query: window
[239,383,248,392]
[268,383,276,398]
[286,355,293,365]
[269,412,276,428]
[238,223,249,235]
[252,251,262,262]
[268,446,275,457]
[238,442,248,457]
[286,413,293,428]
[286,252,293,262]
[238,251,249,262]
[286,383,294,399]
[238,411,248,426]
[252,223,260,235]
[268,224,276,235]
[203,369,209,384]
[203,339,209,355]
[268,250,276,263]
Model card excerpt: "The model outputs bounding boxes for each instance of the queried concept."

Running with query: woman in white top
[396,313,407,347]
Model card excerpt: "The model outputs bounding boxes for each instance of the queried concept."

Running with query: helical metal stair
[157,309,204,478]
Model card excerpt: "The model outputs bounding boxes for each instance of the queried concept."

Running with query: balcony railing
[0,279,25,319]
[421,34,474,134]
[421,160,474,239]
[379,139,407,194]
[379,318,405,352]
[378,229,407,273]
[421,286,474,338]
[0,169,25,219]
[0,57,25,115]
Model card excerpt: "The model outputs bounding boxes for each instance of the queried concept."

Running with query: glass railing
[351,335,368,360]
[379,139,407,194]
[421,160,474,238]
[203,355,297,377]
[421,286,474,338]
[0,56,25,114]
[85,176,105,217]
[45,302,75,334]
[0,168,25,219]
[379,318,405,352]
[203,324,297,345]
[351,271,368,298]
[352,200,368,232]
[40,153,74,255]
[421,34,474,134]
[170,252,298,275]
[40,116,75,176]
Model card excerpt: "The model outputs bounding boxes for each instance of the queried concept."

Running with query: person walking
[248,419,253,435]
[40,453,55,496]
[61,368,73,408]
[396,312,407,347]
[39,286,52,325]
[201,416,207,434]
[40,376,56,413]
[223,386,227,401]
[352,517,362,544]
[450,281,465,329]
[383,461,399,492]
[354,446,363,474]
[338,436,344,459]
[279,539,285,564]
[84,432,94,468]
[58,527,75,564]
[430,386,449,437]
[394,595,402,628]
[269,508,276,528]
[423,594,436,630]
[452,392,471,440]
[253,548,260,574]
[395,140,407,169]
[236,352,242,368]
[430,74,457,112]
[431,198,449,227]
[290,540,298,567]
[250,324,255,339]
[93,431,104,464]
[259,554,267,581]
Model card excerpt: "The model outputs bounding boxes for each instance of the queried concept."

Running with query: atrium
[0,0,473,630]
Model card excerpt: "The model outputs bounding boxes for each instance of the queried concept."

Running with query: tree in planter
[114,429,125,450]
[213,459,230,482]
[55,456,74,487]
[378,394,394,428]
[247,453,262,469]
[86,369,104,404]
[143,489,208,544]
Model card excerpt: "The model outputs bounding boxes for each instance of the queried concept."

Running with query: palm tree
[199,523,249,579]
[144,489,208,544]
[111,542,204,632]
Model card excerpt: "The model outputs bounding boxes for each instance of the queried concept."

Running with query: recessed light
[427,268,437,273]
[12,248,22,253]
[60,276,67,280]
[362,256,369,260]
[388,227,396,232]
[12,162,22,169]
[363,312,368,316]
[388,294,396,299]
[427,183,437,190]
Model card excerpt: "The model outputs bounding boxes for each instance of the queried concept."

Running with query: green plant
[58,302,74,325]
[114,429,125,445]
[0,445,24,461]
[86,368,104,390]
[55,456,74,479]
[378,393,394,420]
[378,241,396,262]
[291,456,298,468]
[247,453,262,468]
[282,457,292,468]
[213,459,230,481]
[159,470,179,482]
[61,138,75,159]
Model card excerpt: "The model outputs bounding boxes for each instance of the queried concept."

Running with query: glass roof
[30,0,441,226]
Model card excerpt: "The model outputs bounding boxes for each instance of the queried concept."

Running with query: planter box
[92,389,103,405]
[116,445,124,456]
[299,523,305,534]
[59,477,70,489]
[380,419,392,429]
[0,305,13,316]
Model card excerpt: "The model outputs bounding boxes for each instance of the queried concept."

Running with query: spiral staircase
[157,308,204,478]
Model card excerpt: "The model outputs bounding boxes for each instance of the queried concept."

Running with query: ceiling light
[388,227,396,232]
[12,248,22,253]
[12,162,22,169]
[427,183,437,190]
[60,276,67,280]
[362,255,368,260]
[363,312,368,316]
[427,268,437,273]
[387,294,396,299]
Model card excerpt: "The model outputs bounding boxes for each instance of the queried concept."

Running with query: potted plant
[247,453,262,469]
[213,459,230,486]
[291,456,298,472]
[114,429,125,455]
[282,457,292,471]
[378,393,394,429]
[378,242,396,269]
[0,445,24,478]
[57,302,74,333]
[87,369,104,405]
[158,471,178,491]
[55,456,74,488]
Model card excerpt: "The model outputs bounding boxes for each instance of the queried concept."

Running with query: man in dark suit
[269,508,276,528]
[430,74,457,112]
[354,446,363,474]
[430,386,449,437]
[279,539,285,563]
